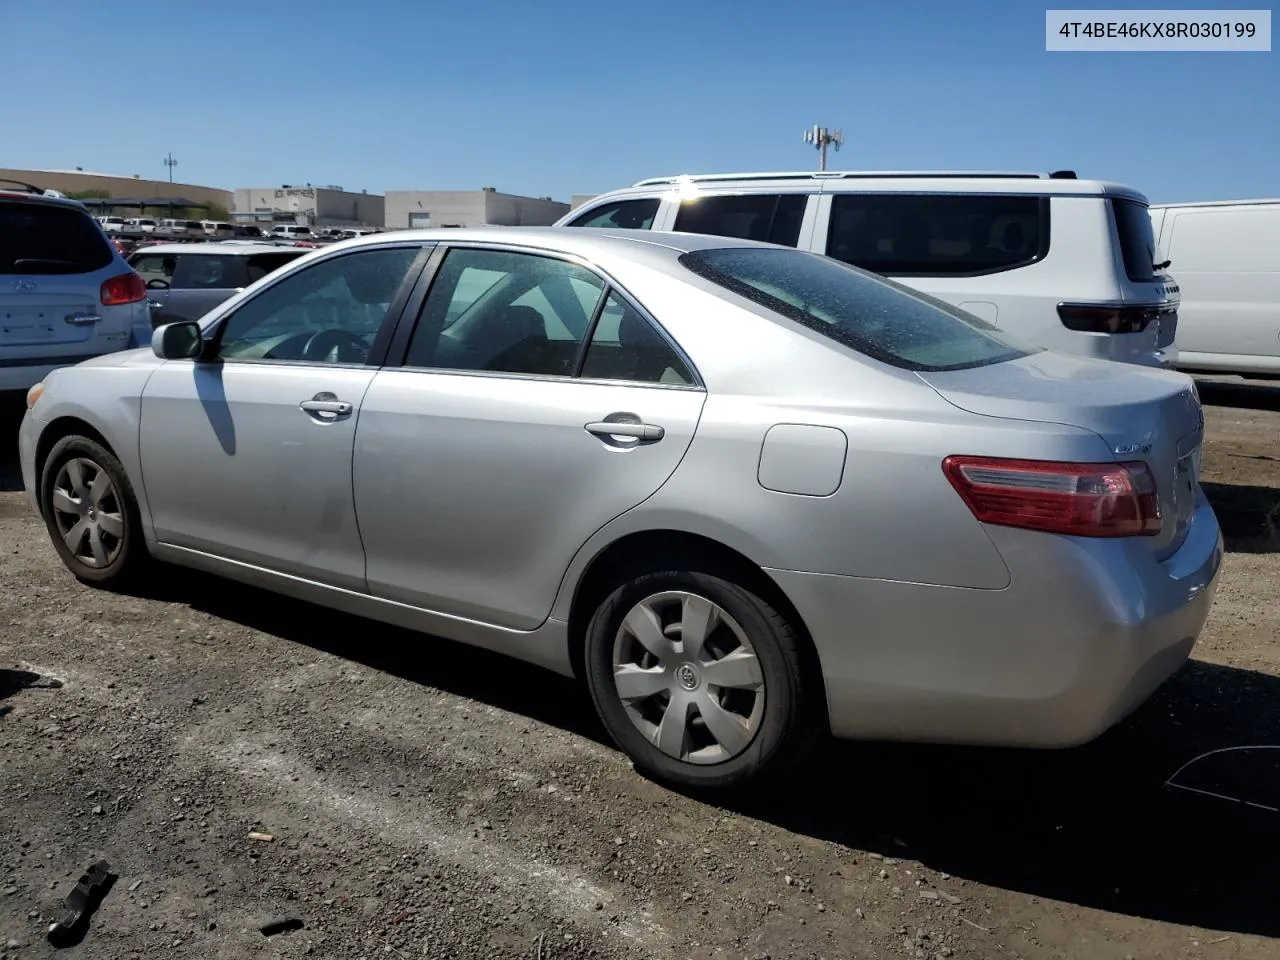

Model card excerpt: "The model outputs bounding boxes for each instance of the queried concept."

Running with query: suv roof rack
[0,177,69,199]
[631,170,1062,187]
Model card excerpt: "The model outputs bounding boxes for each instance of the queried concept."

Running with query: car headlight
[26,381,45,410]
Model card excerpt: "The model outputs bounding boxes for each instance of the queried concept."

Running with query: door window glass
[580,292,694,385]
[673,193,808,247]
[217,246,420,364]
[406,248,605,376]
[171,254,245,290]
[130,253,178,285]
[566,198,660,230]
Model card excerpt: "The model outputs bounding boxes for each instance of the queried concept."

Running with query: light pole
[163,153,177,183]
[802,126,843,171]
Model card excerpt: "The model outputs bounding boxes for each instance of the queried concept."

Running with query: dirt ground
[1,378,1277,960]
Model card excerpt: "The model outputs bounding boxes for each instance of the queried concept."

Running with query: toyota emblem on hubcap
[676,663,700,690]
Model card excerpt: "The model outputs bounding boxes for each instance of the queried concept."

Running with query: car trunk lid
[918,351,1204,559]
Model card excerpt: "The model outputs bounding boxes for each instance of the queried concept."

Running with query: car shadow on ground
[131,566,1280,942]
[0,395,26,492]
[1202,481,1280,553]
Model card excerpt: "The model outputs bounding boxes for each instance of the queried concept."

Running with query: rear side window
[674,194,808,247]
[172,255,246,289]
[826,194,1049,277]
[680,247,1034,372]
[1112,198,1158,282]
[0,201,114,275]
[567,198,659,230]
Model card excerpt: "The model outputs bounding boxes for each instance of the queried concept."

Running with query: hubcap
[49,457,125,569]
[611,590,765,765]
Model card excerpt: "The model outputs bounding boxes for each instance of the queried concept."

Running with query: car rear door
[353,244,706,631]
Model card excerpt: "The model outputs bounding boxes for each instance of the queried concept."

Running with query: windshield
[680,247,1036,372]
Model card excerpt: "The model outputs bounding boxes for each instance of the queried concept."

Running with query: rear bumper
[768,492,1222,747]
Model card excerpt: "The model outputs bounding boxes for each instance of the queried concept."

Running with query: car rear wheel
[584,569,821,790]
[40,436,148,587]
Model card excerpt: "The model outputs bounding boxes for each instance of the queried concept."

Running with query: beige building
[233,184,384,229]
[0,167,233,212]
[384,188,569,230]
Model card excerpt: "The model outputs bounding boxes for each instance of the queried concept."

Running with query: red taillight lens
[1057,303,1171,334]
[943,456,1162,537]
[100,271,146,306]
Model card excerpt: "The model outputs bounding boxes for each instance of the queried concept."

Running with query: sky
[1,0,1275,204]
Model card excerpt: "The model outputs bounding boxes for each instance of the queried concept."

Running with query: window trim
[823,192,1052,279]
[386,241,705,391]
[197,242,434,368]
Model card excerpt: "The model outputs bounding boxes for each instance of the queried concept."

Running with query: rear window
[0,200,115,275]
[674,194,808,247]
[680,246,1035,372]
[567,198,659,230]
[1112,198,1158,282]
[826,194,1049,277]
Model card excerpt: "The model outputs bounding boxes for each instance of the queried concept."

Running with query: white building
[384,188,569,230]
[233,184,385,228]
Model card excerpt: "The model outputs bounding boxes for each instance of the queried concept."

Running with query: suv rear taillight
[943,456,1161,537]
[1057,302,1174,334]
[100,271,146,306]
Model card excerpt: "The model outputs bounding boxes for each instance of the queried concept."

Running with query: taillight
[100,271,146,306]
[1057,303,1173,334]
[943,456,1162,537]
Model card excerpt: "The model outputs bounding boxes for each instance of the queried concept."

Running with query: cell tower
[802,126,843,171]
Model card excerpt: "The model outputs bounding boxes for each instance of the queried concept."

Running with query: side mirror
[147,278,170,290]
[151,321,204,360]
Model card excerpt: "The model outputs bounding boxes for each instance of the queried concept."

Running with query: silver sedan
[17,227,1223,789]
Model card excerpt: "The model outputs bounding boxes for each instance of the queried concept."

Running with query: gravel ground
[1,377,1278,960]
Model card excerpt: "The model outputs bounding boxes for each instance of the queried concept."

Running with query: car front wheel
[40,435,148,587]
[584,569,821,790]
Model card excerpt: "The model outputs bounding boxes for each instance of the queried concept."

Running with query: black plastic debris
[47,860,115,948]
[260,917,304,937]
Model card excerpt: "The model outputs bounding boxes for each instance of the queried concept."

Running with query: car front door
[354,244,707,630]
[138,243,429,589]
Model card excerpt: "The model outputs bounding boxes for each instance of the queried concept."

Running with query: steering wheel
[301,328,369,363]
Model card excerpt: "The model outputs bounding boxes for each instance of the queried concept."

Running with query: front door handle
[585,420,664,442]
[299,392,353,417]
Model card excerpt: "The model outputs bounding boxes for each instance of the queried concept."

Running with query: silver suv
[1,181,147,394]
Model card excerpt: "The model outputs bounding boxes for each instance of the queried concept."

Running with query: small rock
[878,869,888,880]
[128,880,143,892]
[919,890,940,901]
[855,907,864,920]
[817,903,826,913]
[784,875,794,886]
[247,832,274,843]
[91,805,103,816]
[681,892,692,902]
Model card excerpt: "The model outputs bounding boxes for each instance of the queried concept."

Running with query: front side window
[566,198,660,230]
[130,253,178,286]
[406,248,605,376]
[826,194,1049,277]
[681,247,1035,372]
[215,246,421,364]
[674,193,808,247]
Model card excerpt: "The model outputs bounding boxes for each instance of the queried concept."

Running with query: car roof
[337,225,776,259]
[1148,198,1280,210]
[129,242,302,256]
[579,172,1147,203]
[0,188,92,212]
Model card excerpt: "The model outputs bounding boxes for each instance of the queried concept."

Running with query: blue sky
[2,0,1274,203]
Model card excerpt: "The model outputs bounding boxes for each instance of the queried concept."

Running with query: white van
[559,171,1180,368]
[1149,199,1280,378]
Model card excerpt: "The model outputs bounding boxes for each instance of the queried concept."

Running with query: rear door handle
[585,420,665,442]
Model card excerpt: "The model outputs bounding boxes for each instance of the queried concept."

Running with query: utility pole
[802,125,843,171]
[164,153,177,183]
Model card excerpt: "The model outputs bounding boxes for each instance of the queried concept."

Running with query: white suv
[1,185,147,393]
[559,171,1179,367]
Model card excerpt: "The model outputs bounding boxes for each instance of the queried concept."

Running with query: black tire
[40,435,149,588]
[583,568,823,791]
